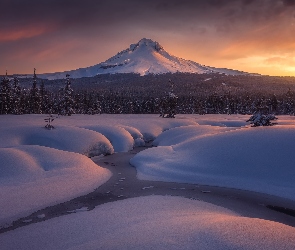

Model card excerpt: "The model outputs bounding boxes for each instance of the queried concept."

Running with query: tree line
[1,71,295,116]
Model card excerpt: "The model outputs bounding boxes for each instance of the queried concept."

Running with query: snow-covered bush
[247,113,278,127]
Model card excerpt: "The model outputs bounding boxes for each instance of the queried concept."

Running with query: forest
[1,72,295,116]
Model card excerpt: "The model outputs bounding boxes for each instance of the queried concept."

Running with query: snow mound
[131,126,295,200]
[0,125,114,156]
[195,114,249,127]
[121,116,198,142]
[0,114,197,157]
[1,196,295,250]
[68,114,197,142]
[153,125,235,146]
[119,125,145,147]
[0,114,246,225]
[83,125,134,152]
[118,125,144,140]
[0,145,111,223]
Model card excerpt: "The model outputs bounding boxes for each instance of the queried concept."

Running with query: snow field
[1,196,295,250]
[0,114,196,223]
[1,114,295,249]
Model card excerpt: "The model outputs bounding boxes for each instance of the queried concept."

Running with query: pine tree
[40,80,52,114]
[29,68,41,113]
[283,88,294,115]
[160,79,177,118]
[247,103,278,127]
[59,74,74,116]
[11,76,22,114]
[0,71,12,114]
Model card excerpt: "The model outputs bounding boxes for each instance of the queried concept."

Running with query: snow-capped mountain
[40,38,250,80]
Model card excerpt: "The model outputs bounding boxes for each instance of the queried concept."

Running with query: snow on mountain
[40,38,249,80]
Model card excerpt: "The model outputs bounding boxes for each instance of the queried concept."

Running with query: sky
[1,0,295,76]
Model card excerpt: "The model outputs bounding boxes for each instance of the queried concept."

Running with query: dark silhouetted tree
[11,76,22,114]
[160,79,177,118]
[0,71,12,114]
[29,68,41,113]
[59,74,74,116]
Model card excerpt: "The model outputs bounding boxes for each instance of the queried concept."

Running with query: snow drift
[0,145,111,223]
[83,125,134,152]
[1,196,295,250]
[131,125,295,200]
[153,125,236,146]
[0,125,114,157]
[0,114,195,222]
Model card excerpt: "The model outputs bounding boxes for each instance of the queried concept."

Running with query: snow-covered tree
[0,71,12,114]
[84,93,101,115]
[59,74,74,116]
[39,80,52,114]
[247,101,278,127]
[11,76,22,114]
[247,113,278,127]
[160,79,178,118]
[29,68,41,114]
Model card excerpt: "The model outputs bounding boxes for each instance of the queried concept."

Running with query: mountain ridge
[40,38,253,80]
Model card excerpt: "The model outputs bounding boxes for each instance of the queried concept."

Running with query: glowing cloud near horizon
[1,0,295,76]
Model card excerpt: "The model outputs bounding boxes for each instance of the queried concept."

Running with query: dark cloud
[1,0,293,35]
[1,0,295,74]
[0,1,290,22]
[283,0,295,5]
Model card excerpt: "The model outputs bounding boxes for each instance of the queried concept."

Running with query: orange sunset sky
[1,0,295,76]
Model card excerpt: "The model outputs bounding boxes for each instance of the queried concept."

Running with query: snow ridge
[40,38,250,80]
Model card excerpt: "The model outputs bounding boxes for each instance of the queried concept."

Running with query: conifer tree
[160,79,177,118]
[11,76,22,114]
[40,80,52,114]
[0,71,12,114]
[247,102,278,127]
[59,74,74,116]
[29,68,41,113]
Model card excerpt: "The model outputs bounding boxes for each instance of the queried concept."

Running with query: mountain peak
[130,38,163,52]
[40,38,251,79]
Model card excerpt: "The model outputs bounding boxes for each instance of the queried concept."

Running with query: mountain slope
[41,38,250,80]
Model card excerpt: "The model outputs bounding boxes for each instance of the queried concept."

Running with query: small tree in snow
[247,105,278,127]
[44,114,57,129]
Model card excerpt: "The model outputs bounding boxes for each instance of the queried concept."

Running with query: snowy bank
[153,124,236,146]
[83,125,134,152]
[1,196,295,250]
[0,114,197,144]
[0,125,115,156]
[0,145,111,223]
[131,124,295,201]
[0,114,195,223]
